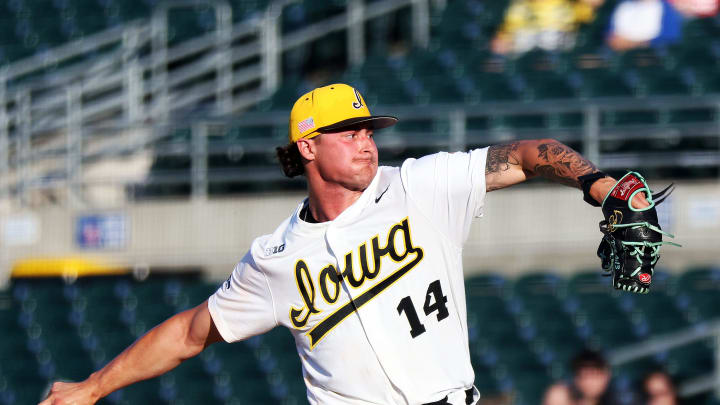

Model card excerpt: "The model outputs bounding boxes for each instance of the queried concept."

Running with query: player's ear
[296,138,317,161]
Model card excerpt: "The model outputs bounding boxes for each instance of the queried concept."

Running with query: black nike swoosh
[375,185,390,203]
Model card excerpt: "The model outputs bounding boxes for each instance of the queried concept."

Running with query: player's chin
[347,165,377,191]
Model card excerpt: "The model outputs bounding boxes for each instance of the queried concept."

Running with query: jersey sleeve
[208,251,278,343]
[400,148,488,247]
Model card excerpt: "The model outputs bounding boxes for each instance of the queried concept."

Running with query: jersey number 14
[396,280,449,338]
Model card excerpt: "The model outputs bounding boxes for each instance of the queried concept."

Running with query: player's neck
[306,181,364,222]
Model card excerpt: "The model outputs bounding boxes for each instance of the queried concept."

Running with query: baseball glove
[597,172,680,294]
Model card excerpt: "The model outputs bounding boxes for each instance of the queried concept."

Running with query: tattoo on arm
[533,141,597,188]
[485,141,523,192]
[485,141,521,174]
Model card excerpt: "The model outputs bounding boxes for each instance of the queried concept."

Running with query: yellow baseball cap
[288,83,398,143]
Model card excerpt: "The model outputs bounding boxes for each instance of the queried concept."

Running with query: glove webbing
[600,221,681,292]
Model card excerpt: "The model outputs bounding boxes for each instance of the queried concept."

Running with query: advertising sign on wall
[76,213,127,249]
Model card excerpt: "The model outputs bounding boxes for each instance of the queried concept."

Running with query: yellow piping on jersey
[285,217,425,349]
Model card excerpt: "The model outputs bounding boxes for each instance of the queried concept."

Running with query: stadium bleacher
[152,0,716,196]
[1,1,719,403]
[1,267,719,405]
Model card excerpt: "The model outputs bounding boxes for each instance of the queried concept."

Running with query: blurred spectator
[543,349,619,405]
[642,370,679,405]
[606,0,683,51]
[491,0,604,55]
[669,0,718,16]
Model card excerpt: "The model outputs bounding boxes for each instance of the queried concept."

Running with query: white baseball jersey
[209,148,489,405]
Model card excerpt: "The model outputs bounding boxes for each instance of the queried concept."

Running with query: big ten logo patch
[266,244,285,256]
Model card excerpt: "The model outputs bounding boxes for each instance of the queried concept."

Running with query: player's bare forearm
[40,301,221,405]
[484,139,648,207]
[485,139,598,191]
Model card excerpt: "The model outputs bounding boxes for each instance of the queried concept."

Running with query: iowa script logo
[289,217,424,348]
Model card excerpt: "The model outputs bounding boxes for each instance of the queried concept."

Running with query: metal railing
[0,0,432,206]
[1,0,719,208]
[4,94,720,206]
[608,319,720,399]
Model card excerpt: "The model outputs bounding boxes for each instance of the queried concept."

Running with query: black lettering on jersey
[290,260,320,328]
[358,243,380,279]
[319,265,341,304]
[308,247,423,348]
[288,218,424,349]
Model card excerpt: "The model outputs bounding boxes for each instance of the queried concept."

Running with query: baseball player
[41,83,675,405]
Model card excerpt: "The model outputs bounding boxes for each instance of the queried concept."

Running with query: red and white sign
[638,273,652,284]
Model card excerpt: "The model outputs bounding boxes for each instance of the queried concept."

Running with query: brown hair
[276,142,304,178]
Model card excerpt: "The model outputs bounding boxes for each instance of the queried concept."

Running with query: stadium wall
[1,180,718,286]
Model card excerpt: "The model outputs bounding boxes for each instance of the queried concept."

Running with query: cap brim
[317,116,398,133]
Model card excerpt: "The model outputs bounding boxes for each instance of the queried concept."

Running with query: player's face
[312,127,378,191]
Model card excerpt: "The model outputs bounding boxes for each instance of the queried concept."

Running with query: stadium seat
[455,52,521,102]
[678,267,720,320]
[665,340,715,381]
[509,50,575,100]
[469,350,501,396]
[282,0,347,32]
[209,342,275,403]
[691,67,720,95]
[116,379,161,405]
[164,357,216,403]
[614,357,662,382]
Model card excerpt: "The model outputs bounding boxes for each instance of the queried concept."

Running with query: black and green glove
[597,172,680,294]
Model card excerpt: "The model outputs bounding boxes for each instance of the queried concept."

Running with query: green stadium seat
[164,357,215,403]
[667,108,716,124]
[456,52,521,102]
[117,379,161,405]
[75,279,135,360]
[682,17,720,41]
[168,7,211,46]
[513,372,552,405]
[666,43,719,70]
[548,112,584,129]
[622,272,688,335]
[575,66,634,98]
[691,67,720,95]
[466,273,510,310]
[44,333,94,381]
[469,351,501,396]
[209,343,275,403]
[282,0,347,33]
[112,0,153,24]
[513,273,565,308]
[567,273,641,350]
[678,267,720,320]
[614,357,662,382]
[601,110,659,127]
[666,340,714,380]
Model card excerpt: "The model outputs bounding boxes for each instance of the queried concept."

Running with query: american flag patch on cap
[297,117,315,133]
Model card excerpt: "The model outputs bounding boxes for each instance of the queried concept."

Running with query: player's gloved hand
[596,171,681,294]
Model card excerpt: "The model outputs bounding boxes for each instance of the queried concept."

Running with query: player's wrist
[85,371,107,402]
[589,177,616,206]
[578,171,611,206]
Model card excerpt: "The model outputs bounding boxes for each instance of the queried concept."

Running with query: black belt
[423,387,475,405]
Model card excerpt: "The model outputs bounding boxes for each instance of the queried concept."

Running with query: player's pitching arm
[39,300,222,405]
[484,139,648,207]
